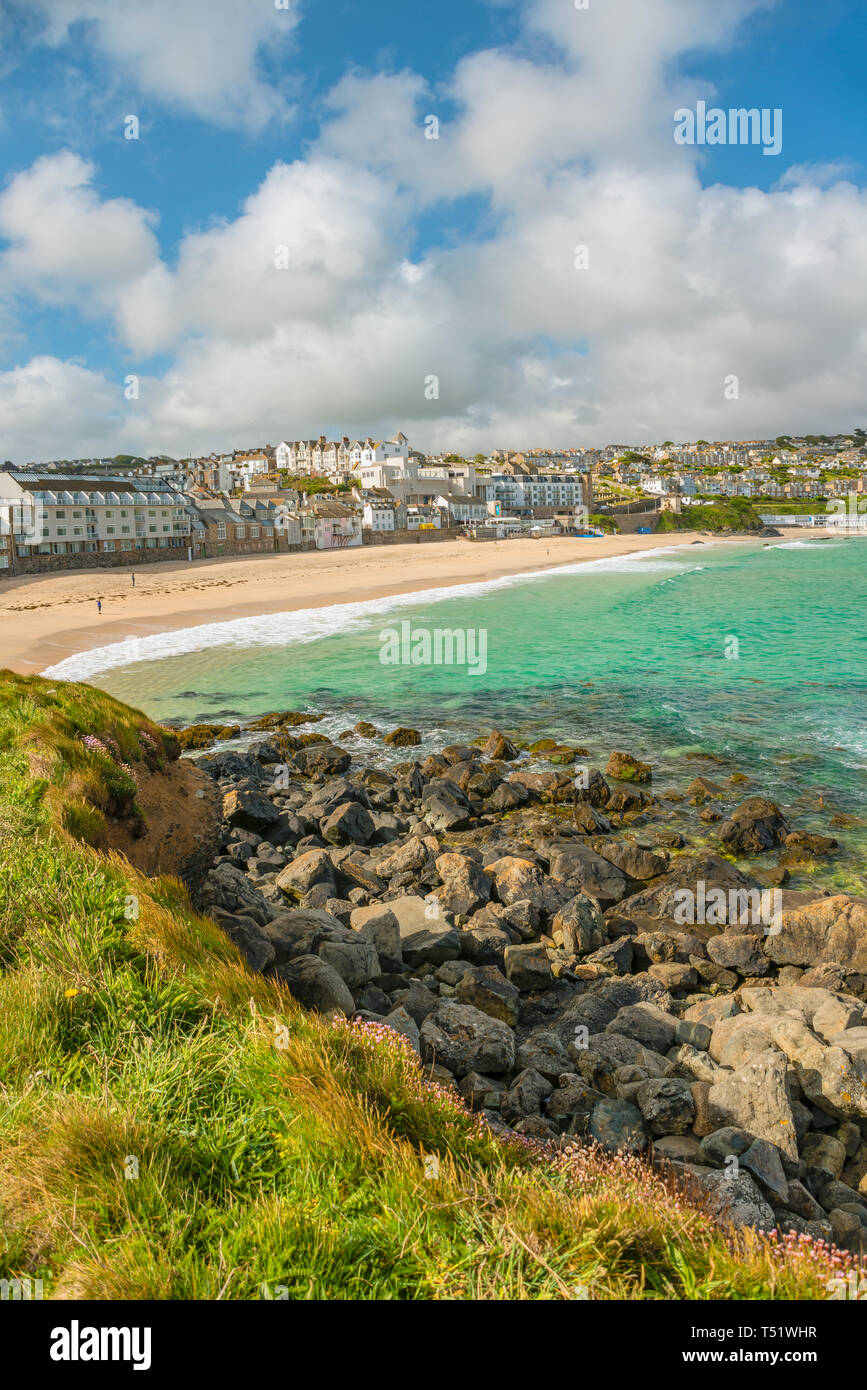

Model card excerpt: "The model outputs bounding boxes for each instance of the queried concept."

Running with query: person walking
[131,572,135,587]
[97,598,102,614]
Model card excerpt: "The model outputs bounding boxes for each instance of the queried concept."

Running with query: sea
[44,535,867,894]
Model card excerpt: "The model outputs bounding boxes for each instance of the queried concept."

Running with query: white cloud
[0,152,159,309]
[0,357,123,461]
[23,0,300,131]
[0,0,865,462]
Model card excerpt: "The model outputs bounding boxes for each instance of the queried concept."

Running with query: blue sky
[0,0,863,459]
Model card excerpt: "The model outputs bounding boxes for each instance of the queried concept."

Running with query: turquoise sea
[46,535,867,891]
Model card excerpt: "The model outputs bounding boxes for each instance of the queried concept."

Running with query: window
[121,540,132,551]
[249,525,259,538]
[73,511,82,519]
[38,543,51,554]
[73,527,82,536]
[57,528,67,537]
[148,509,156,516]
[105,510,113,518]
[121,526,130,535]
[149,525,156,534]
[102,541,115,552]
[235,525,245,539]
[56,510,66,519]
[216,523,226,540]
[53,543,66,554]
[121,510,128,517]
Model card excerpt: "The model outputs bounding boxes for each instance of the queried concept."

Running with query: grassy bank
[0,672,852,1299]
[655,499,765,533]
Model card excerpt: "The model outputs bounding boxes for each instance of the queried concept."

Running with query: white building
[0,469,190,570]
[363,500,397,532]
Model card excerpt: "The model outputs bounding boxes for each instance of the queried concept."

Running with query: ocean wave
[41,546,688,681]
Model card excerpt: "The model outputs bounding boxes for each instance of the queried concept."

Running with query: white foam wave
[42,545,688,681]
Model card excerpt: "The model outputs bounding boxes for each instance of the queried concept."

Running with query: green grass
[656,499,765,533]
[0,672,857,1299]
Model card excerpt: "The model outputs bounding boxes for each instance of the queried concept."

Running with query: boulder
[706,1049,799,1162]
[718,797,789,855]
[200,862,276,926]
[500,1068,553,1123]
[487,856,559,912]
[606,1003,679,1054]
[698,1169,776,1232]
[349,904,402,971]
[387,895,461,966]
[606,751,652,784]
[262,907,345,965]
[277,955,355,1015]
[592,840,668,882]
[484,730,519,761]
[209,910,276,972]
[589,1099,649,1154]
[435,853,492,917]
[275,849,336,900]
[222,787,280,832]
[770,1016,867,1121]
[706,933,768,976]
[552,894,604,955]
[548,843,629,906]
[763,896,867,977]
[383,1006,421,1053]
[419,1001,516,1076]
[423,793,472,833]
[384,727,422,747]
[321,801,376,846]
[516,1030,574,1081]
[455,965,520,1026]
[635,1078,695,1136]
[377,837,433,878]
[503,943,554,992]
[293,744,352,778]
[317,937,380,989]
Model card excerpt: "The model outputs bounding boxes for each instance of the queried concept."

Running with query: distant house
[299,500,362,549]
[187,496,301,557]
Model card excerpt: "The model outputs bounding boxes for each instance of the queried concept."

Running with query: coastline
[0,526,832,677]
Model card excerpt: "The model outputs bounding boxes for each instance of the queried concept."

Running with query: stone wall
[1,543,188,576]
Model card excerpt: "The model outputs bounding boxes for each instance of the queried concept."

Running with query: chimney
[319,435,326,446]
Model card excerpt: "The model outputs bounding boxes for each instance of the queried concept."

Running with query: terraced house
[0,469,190,575]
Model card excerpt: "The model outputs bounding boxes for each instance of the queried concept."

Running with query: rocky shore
[185,712,867,1255]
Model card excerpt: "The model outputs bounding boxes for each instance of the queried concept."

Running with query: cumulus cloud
[0,0,864,461]
[0,152,160,310]
[20,0,299,130]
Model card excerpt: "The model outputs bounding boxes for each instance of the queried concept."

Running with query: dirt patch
[101,756,221,879]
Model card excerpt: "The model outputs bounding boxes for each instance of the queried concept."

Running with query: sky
[0,0,864,462]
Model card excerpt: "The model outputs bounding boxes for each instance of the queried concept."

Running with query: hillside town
[0,429,865,575]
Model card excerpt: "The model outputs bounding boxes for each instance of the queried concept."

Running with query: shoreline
[0,526,834,677]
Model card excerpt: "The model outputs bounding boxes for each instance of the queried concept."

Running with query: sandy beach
[0,527,830,676]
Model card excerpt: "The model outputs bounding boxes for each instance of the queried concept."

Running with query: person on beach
[97,599,102,614]
[131,573,135,586]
